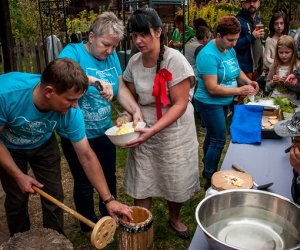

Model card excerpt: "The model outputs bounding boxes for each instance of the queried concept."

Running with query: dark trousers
[0,134,64,236]
[60,135,116,232]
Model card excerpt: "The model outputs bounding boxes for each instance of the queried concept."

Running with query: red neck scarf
[152,68,172,120]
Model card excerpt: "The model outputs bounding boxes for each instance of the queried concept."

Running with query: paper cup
[255,24,264,31]
[278,68,288,78]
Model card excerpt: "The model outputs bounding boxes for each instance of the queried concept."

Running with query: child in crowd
[263,11,288,74]
[169,15,195,51]
[266,35,300,100]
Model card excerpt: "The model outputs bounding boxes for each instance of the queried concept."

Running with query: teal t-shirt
[194,40,240,105]
[0,72,86,150]
[59,42,122,138]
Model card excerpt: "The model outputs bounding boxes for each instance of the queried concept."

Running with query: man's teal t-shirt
[194,40,240,105]
[59,42,122,139]
[0,72,86,149]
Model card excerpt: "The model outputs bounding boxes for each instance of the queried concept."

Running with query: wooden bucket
[118,206,153,250]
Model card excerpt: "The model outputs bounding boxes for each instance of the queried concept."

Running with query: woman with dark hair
[264,11,289,73]
[123,8,200,239]
[169,15,195,51]
[194,16,259,190]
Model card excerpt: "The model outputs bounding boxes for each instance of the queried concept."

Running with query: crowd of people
[0,0,300,245]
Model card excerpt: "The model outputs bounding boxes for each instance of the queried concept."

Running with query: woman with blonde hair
[58,12,142,232]
[266,35,300,99]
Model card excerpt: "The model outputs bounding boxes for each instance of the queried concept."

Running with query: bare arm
[116,77,143,125]
[125,81,138,100]
[126,78,191,147]
[71,137,132,220]
[0,126,43,193]
[290,147,300,175]
[202,74,257,97]
[237,70,259,92]
[87,75,113,102]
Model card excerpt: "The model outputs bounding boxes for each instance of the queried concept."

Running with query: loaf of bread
[211,170,253,191]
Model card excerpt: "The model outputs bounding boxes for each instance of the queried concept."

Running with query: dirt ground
[0,157,83,248]
[0,181,9,244]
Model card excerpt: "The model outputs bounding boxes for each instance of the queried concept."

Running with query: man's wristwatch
[103,195,115,205]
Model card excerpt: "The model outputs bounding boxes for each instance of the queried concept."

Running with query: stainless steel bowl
[195,189,300,250]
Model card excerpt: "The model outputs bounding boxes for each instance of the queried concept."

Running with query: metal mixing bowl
[195,189,300,250]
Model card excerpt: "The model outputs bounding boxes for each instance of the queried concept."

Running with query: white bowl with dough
[105,122,146,147]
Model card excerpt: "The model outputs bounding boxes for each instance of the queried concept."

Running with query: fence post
[37,39,46,72]
[15,40,23,72]
[22,39,31,73]
[30,42,39,73]
[35,41,42,73]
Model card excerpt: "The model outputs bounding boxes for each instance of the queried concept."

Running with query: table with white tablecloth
[188,137,294,250]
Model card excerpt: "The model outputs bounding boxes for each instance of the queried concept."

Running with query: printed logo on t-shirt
[83,67,119,130]
[86,67,119,87]
[220,58,239,88]
[3,117,56,145]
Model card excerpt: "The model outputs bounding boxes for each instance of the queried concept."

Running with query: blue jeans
[60,135,116,232]
[195,99,229,179]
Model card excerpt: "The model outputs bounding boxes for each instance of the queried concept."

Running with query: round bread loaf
[211,170,253,191]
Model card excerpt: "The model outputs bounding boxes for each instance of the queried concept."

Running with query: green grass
[103,110,229,249]
[66,104,230,249]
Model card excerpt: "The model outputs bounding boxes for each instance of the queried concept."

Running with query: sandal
[168,220,190,240]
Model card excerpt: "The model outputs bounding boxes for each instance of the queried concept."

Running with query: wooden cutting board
[212,170,253,191]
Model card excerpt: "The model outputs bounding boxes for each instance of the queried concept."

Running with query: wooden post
[0,0,15,72]
[30,43,39,73]
[15,40,23,72]
[22,40,31,73]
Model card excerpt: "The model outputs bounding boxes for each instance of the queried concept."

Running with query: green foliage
[66,2,115,34]
[179,0,300,34]
[9,0,70,41]
[273,97,297,113]
[9,0,41,40]
[260,0,300,29]
[66,9,98,35]
[181,0,240,31]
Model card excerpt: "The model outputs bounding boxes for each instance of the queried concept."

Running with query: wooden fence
[14,40,47,74]
[0,22,175,74]
[0,39,47,74]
